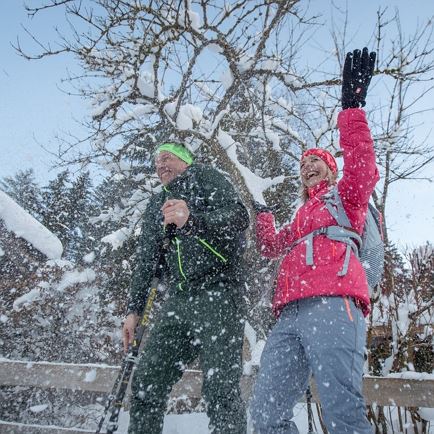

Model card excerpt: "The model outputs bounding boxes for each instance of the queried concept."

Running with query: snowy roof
[0,190,63,260]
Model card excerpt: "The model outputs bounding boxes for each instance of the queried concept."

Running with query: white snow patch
[0,190,63,259]
[179,3,201,31]
[137,70,155,98]
[84,369,97,383]
[83,251,96,263]
[101,227,131,250]
[176,104,203,130]
[419,407,434,422]
[217,129,284,203]
[29,404,49,413]
[13,288,41,311]
[56,269,96,292]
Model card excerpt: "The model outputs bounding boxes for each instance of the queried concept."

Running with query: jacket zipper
[174,237,187,290]
[197,238,228,263]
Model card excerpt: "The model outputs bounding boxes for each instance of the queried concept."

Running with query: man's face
[155,151,189,185]
[300,154,330,188]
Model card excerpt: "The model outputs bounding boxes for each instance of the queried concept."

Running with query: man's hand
[342,47,376,109]
[162,199,190,228]
[122,313,139,353]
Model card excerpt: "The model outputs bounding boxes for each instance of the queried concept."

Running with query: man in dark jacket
[123,143,249,434]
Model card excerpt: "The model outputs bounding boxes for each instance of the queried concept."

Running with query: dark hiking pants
[128,282,246,434]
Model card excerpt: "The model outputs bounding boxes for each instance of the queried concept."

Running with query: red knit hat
[301,148,338,174]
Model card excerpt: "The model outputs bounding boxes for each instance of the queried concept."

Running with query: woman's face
[300,154,330,188]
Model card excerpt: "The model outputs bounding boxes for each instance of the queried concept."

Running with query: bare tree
[15,2,434,208]
[370,9,434,245]
[14,0,434,329]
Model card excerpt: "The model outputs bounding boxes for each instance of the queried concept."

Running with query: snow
[55,268,96,292]
[217,129,285,203]
[0,358,119,369]
[13,288,41,311]
[83,251,95,263]
[0,421,94,432]
[386,371,434,381]
[111,403,321,433]
[420,408,434,422]
[176,104,203,130]
[137,73,155,98]
[101,227,132,250]
[179,2,201,31]
[84,369,97,383]
[29,404,49,413]
[0,190,63,259]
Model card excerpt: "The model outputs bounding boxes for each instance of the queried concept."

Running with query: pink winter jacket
[256,108,380,317]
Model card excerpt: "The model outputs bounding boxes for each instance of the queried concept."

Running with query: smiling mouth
[306,172,318,179]
[159,169,171,178]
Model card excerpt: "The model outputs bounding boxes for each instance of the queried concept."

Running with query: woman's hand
[342,47,376,109]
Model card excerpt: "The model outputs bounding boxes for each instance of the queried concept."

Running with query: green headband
[156,143,194,165]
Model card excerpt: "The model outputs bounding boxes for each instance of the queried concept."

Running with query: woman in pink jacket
[250,48,378,434]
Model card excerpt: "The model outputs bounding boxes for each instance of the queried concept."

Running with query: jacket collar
[163,163,195,191]
[307,179,331,199]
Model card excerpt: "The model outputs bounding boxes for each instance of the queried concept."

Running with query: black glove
[252,201,279,214]
[342,47,376,109]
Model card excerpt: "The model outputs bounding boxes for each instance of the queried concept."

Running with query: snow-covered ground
[114,404,317,434]
[114,405,434,433]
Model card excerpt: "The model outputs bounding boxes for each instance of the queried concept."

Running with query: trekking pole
[96,225,176,434]
[306,386,315,434]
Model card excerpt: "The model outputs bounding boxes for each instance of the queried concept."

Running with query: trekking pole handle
[164,223,177,243]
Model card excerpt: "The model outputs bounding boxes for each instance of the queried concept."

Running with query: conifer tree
[0,169,43,219]
[41,170,71,250]
[65,171,97,262]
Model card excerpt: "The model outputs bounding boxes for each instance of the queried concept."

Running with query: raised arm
[338,48,380,227]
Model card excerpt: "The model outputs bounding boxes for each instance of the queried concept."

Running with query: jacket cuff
[126,309,140,317]
[126,301,142,317]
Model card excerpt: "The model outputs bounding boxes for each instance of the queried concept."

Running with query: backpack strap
[289,187,363,277]
[290,225,362,275]
[322,187,352,228]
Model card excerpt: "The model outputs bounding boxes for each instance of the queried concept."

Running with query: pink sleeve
[337,108,380,214]
[256,212,294,258]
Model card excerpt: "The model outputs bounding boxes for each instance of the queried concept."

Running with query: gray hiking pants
[250,296,373,434]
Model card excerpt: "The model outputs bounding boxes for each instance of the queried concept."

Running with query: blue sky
[0,0,433,249]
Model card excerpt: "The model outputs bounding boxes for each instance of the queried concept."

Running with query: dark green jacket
[128,164,249,314]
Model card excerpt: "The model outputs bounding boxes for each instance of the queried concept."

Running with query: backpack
[322,187,385,298]
[291,187,385,298]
